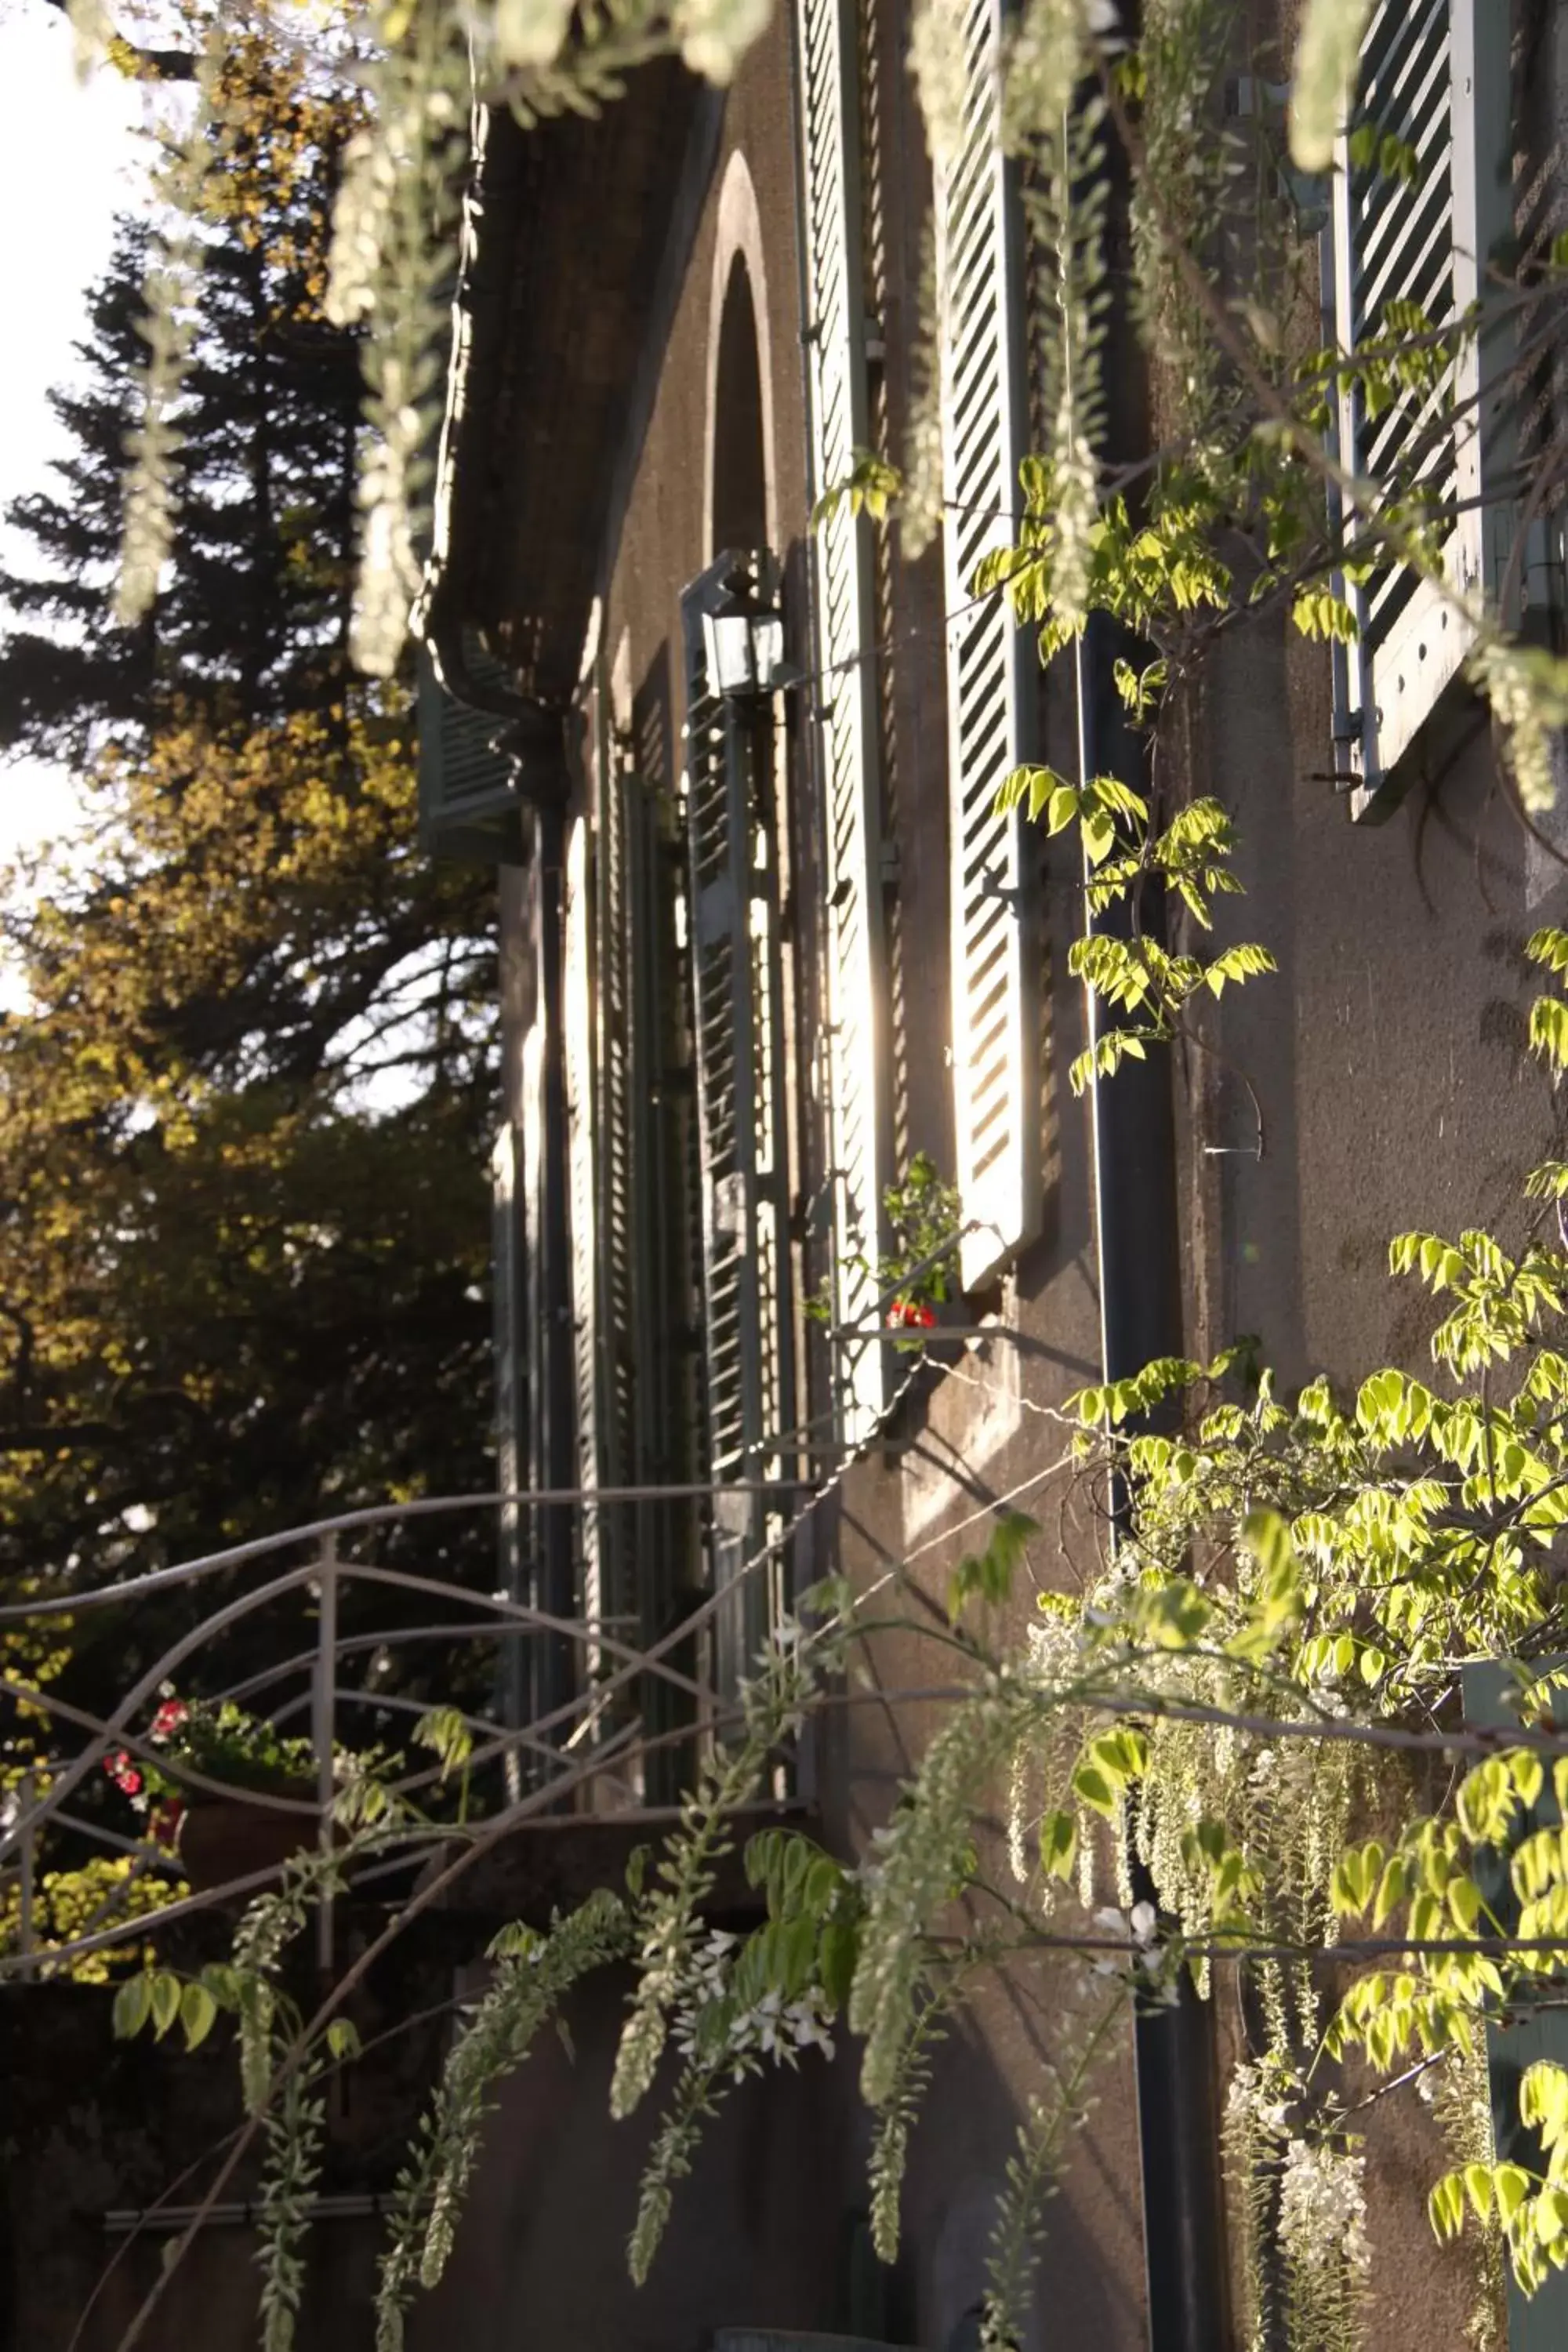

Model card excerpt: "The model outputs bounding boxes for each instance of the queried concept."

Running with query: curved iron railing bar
[334,1563,717,1704]
[0,1482,809,1628]
[264,1685,568,1779]
[221,1606,714,1722]
[2,1539,714,1861]
[172,1560,720,1791]
[0,1660,597,1845]
[52,1808,184,1862]
[215,1620,535,1708]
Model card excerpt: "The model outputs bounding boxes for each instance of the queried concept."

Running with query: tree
[0,15,499,1739]
[0,702,498,1697]
[0,20,365,762]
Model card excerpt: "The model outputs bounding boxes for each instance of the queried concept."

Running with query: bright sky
[0,7,151,863]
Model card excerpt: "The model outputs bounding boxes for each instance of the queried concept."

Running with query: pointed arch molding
[703,147,779,560]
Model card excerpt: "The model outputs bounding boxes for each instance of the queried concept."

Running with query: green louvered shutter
[627,768,703,1796]
[680,556,795,1698]
[1464,1662,1568,2348]
[416,645,527,862]
[938,0,1040,1296]
[595,713,637,1639]
[798,0,890,1438]
[1327,0,1510,818]
[563,815,601,1643]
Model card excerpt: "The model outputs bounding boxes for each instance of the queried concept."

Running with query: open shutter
[416,644,527,862]
[595,706,637,1639]
[798,0,890,1438]
[563,815,601,1645]
[937,0,1040,1294]
[627,768,704,1796]
[680,554,795,1698]
[1327,0,1509,817]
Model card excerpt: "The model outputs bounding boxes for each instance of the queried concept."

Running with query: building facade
[412,2,1568,2347]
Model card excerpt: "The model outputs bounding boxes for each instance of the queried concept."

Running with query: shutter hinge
[978,867,1025,913]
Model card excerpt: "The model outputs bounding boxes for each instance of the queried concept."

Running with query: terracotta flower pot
[176,1791,321,1894]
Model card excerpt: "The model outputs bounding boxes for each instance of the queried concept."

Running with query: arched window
[709,254,767,557]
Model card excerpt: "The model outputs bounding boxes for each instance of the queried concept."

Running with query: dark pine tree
[0,28,365,764]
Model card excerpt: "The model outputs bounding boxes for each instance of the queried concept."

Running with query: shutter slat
[938,35,1039,1297]
[798,0,890,1439]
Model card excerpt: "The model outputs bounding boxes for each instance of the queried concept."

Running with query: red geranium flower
[103,1748,144,1797]
[887,1298,936,1329]
[151,1699,188,1744]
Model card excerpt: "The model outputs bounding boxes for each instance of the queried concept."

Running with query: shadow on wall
[712,256,768,561]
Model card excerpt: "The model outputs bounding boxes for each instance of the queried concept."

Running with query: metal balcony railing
[0,1479,811,1984]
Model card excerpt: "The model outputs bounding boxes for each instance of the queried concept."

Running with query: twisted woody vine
[9,0,1568,2350]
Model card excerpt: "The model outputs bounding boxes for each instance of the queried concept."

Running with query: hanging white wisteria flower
[66,0,114,80]
[907,0,970,170]
[114,21,224,633]
[354,416,428,681]
[671,0,774,85]
[490,0,577,70]
[116,251,200,628]
[1000,0,1089,154]
[1288,0,1373,171]
[1470,637,1568,818]
[325,126,394,328]
[1277,2136,1371,2352]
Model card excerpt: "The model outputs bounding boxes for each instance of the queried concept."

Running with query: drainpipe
[1076,610,1230,2352]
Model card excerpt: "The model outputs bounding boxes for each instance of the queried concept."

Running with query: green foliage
[811,448,906,529]
[612,1629,824,2126]
[1429,2062,1568,2297]
[374,1890,630,2350]
[979,1987,1127,2352]
[946,1509,1040,1623]
[995,760,1276,1091]
[55,11,1568,2352]
[809,1150,964,1327]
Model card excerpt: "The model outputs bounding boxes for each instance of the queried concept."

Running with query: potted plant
[104,1696,336,1894]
